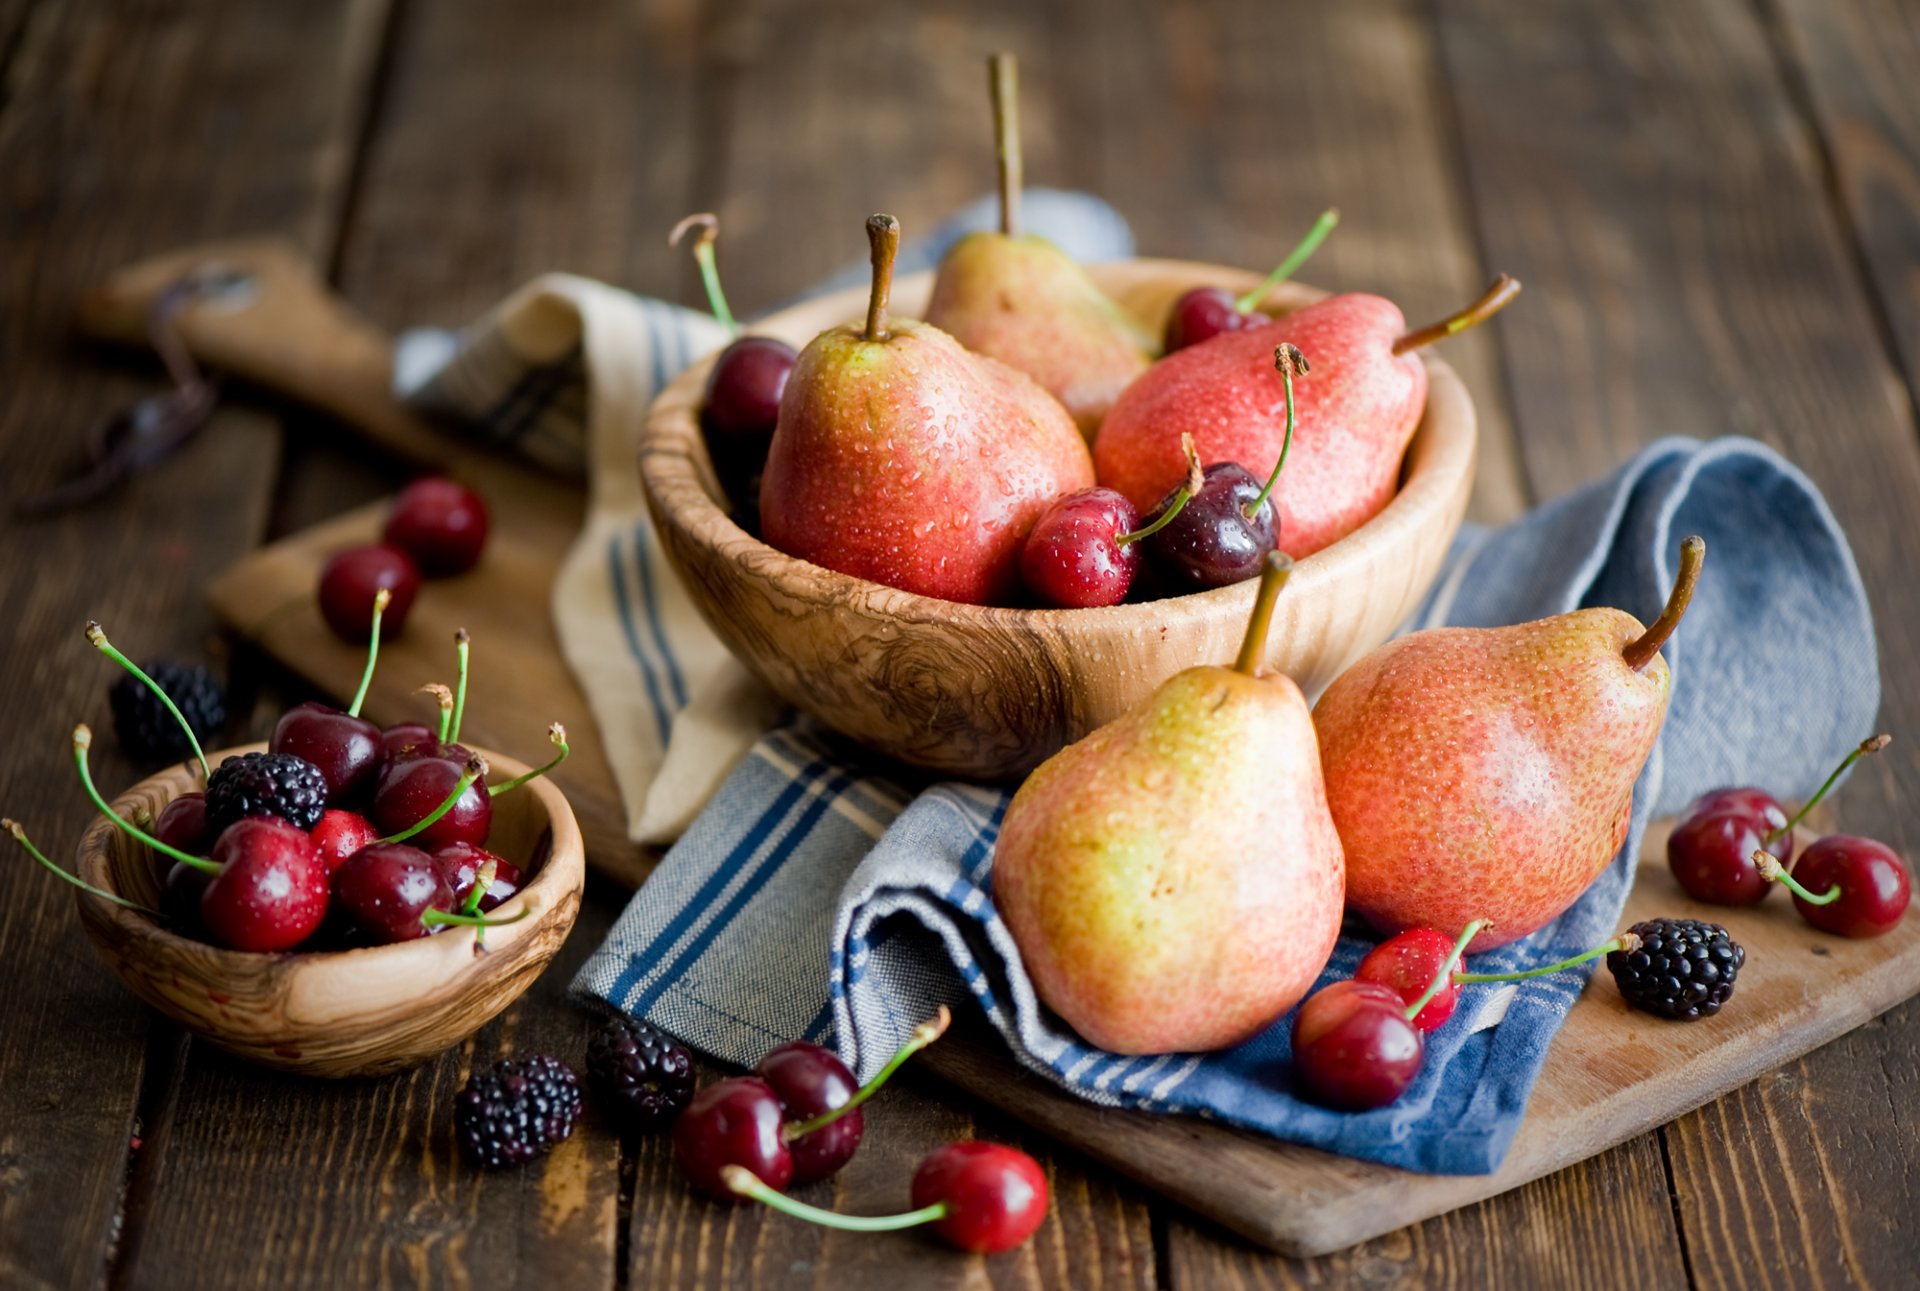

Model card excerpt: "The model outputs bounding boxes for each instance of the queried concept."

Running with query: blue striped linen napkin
[571,436,1879,1174]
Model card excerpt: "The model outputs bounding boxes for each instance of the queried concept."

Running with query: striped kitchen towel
[393,190,1137,843]
[571,436,1879,1174]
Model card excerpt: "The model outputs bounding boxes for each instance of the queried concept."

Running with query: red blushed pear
[760,213,1094,606]
[1315,537,1706,951]
[992,553,1345,1054]
[1095,276,1521,557]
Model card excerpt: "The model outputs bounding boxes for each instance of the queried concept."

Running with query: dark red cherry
[1355,928,1460,1032]
[432,841,524,912]
[199,817,330,952]
[910,1141,1050,1254]
[161,858,212,928]
[703,337,797,452]
[384,477,490,577]
[756,1042,863,1184]
[1687,787,1789,830]
[1667,809,1787,905]
[318,544,419,644]
[673,1076,793,1198]
[1019,487,1142,608]
[380,722,438,763]
[371,747,490,849]
[154,792,210,857]
[1140,462,1277,591]
[330,843,450,944]
[1291,979,1424,1110]
[310,809,379,873]
[1786,835,1911,938]
[271,701,383,802]
[1163,287,1270,354]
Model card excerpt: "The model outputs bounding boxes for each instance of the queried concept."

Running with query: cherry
[310,809,379,872]
[154,792,211,856]
[384,477,489,577]
[318,544,418,644]
[330,843,444,943]
[1162,209,1338,353]
[162,858,212,927]
[200,817,330,951]
[1140,345,1307,592]
[372,753,489,848]
[1355,928,1461,1032]
[674,1077,794,1198]
[1759,837,1911,938]
[757,1042,864,1185]
[1689,787,1790,823]
[1291,980,1425,1110]
[432,842,524,912]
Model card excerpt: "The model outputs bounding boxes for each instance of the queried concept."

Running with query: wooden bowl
[640,259,1477,779]
[72,743,585,1078]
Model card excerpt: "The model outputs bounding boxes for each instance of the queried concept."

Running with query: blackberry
[1607,918,1745,1021]
[108,660,225,764]
[587,1015,694,1132]
[456,1054,583,1169]
[204,751,329,833]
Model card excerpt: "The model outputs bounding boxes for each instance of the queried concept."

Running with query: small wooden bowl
[640,259,1477,779]
[72,743,585,1078]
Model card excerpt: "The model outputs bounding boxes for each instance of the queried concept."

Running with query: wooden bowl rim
[72,741,585,978]
[639,257,1476,629]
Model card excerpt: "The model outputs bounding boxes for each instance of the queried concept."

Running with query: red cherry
[310,809,379,873]
[1688,787,1789,826]
[1163,287,1270,353]
[318,545,418,644]
[272,702,383,802]
[1667,809,1787,905]
[673,1076,794,1198]
[161,858,212,928]
[910,1142,1050,1254]
[384,477,490,577]
[380,722,437,763]
[153,792,210,857]
[431,841,523,912]
[199,817,330,952]
[1019,487,1143,608]
[371,746,491,849]
[330,843,452,944]
[1291,979,1425,1110]
[703,337,797,451]
[757,1042,863,1184]
[1355,928,1460,1032]
[1781,835,1911,938]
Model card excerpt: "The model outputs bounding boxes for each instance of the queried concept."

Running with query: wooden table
[4,2,1917,1286]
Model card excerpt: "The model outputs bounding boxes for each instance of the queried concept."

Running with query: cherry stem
[1245,345,1308,519]
[1454,932,1639,983]
[1391,274,1523,356]
[1117,488,1193,547]
[1234,209,1339,315]
[1623,536,1705,672]
[488,724,569,797]
[1764,734,1891,845]
[989,52,1021,238]
[864,214,901,342]
[460,857,496,917]
[724,1165,948,1232]
[347,588,391,718]
[668,213,739,336]
[450,629,471,746]
[1234,552,1294,677]
[376,754,488,845]
[782,1006,951,1142]
[1404,918,1490,1020]
[421,905,529,930]
[5,816,167,918]
[72,726,218,874]
[1753,851,1843,905]
[419,683,454,745]
[85,621,211,781]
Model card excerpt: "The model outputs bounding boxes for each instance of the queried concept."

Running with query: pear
[760,214,1095,606]
[924,54,1155,440]
[1095,276,1521,557]
[1314,537,1706,951]
[993,553,1346,1054]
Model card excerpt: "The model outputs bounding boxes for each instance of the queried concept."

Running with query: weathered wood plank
[0,2,386,1287]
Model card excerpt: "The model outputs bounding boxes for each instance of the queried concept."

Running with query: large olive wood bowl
[640,259,1477,778]
[73,743,584,1077]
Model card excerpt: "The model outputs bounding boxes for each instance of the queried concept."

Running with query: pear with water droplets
[992,554,1345,1054]
[760,214,1094,605]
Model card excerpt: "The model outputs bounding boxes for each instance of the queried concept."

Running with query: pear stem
[72,726,218,874]
[989,52,1021,238]
[85,622,212,781]
[1754,852,1843,905]
[5,817,167,918]
[1764,734,1891,845]
[1391,274,1523,356]
[782,1006,951,1142]
[724,1165,948,1232]
[1234,552,1293,676]
[1623,536,1706,672]
[347,588,391,718]
[375,754,487,845]
[1454,933,1636,983]
[487,723,570,797]
[1405,918,1489,1021]
[1245,345,1308,520]
[1234,209,1339,315]
[864,214,901,342]
[667,213,739,336]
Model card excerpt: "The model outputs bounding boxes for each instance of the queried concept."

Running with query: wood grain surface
[7,0,1920,1287]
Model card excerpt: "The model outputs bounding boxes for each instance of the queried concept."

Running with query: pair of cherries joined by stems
[670,1007,1048,1254]
[1667,734,1911,938]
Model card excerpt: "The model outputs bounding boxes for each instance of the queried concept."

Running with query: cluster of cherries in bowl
[316,475,490,646]
[9,595,566,955]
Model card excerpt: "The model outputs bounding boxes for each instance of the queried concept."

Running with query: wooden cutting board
[109,240,1920,1257]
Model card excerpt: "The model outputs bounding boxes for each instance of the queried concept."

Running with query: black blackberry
[456,1054,583,1169]
[587,1015,694,1132]
[108,660,225,764]
[203,751,329,833]
[1606,918,1745,1021]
